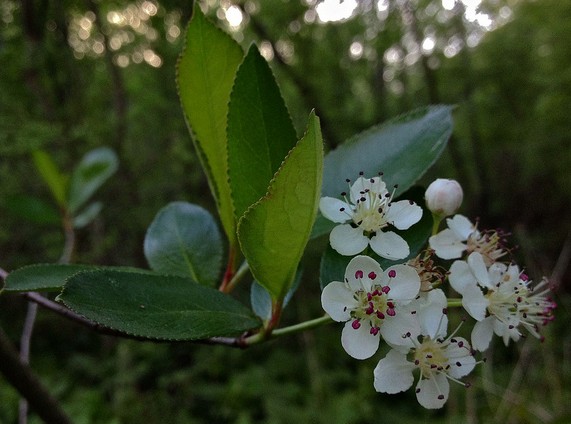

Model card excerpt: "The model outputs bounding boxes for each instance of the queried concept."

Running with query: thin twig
[18,302,38,424]
[0,325,73,424]
[549,230,571,291]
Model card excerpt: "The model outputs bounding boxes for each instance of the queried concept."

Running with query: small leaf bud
[425,178,463,217]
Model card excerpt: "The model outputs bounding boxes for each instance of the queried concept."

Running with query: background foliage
[1,0,569,422]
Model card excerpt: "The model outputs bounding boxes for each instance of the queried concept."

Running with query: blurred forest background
[1,0,570,422]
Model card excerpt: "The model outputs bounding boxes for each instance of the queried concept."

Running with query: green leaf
[319,187,433,289]
[2,264,152,293]
[32,150,68,208]
[143,202,223,286]
[177,7,244,243]
[73,201,103,228]
[227,45,298,220]
[58,270,261,341]
[238,112,323,300]
[315,105,453,238]
[68,147,118,214]
[4,195,61,225]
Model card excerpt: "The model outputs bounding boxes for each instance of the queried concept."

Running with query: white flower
[321,255,421,359]
[373,306,476,409]
[320,176,422,260]
[429,215,507,266]
[425,178,463,217]
[449,252,556,351]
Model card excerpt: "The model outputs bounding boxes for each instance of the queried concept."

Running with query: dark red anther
[388,270,396,278]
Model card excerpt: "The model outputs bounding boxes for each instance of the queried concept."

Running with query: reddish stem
[219,245,237,293]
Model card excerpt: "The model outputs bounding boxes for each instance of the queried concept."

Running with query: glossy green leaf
[58,270,261,341]
[73,201,103,228]
[32,150,68,208]
[227,45,298,220]
[176,7,244,243]
[238,112,323,300]
[4,195,61,226]
[144,202,223,286]
[319,187,433,289]
[2,264,151,293]
[314,105,453,238]
[68,147,118,214]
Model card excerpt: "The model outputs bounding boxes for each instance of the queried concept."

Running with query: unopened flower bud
[425,179,463,217]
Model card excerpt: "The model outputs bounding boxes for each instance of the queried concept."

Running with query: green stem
[447,298,463,308]
[431,213,443,236]
[224,260,249,293]
[243,314,334,346]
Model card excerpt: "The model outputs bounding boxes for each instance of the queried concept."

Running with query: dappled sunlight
[67,0,182,67]
[315,0,358,23]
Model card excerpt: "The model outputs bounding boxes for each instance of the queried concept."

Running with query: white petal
[319,197,352,223]
[321,282,356,322]
[449,260,476,295]
[445,337,476,378]
[471,316,495,351]
[385,200,423,230]
[488,262,508,286]
[373,349,415,394]
[380,309,420,349]
[330,224,368,256]
[417,289,448,339]
[416,373,450,409]
[349,176,387,204]
[369,231,409,260]
[462,284,489,321]
[381,264,420,301]
[467,252,491,288]
[493,316,521,346]
[429,229,466,260]
[344,255,382,292]
[341,320,380,359]
[446,214,475,240]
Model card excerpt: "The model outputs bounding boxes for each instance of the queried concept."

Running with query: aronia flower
[449,252,556,351]
[373,306,476,409]
[429,215,507,266]
[321,255,421,359]
[320,175,422,260]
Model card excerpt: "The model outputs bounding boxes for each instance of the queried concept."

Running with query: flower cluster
[320,174,555,409]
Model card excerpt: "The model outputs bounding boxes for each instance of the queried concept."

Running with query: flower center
[484,273,557,338]
[352,190,391,233]
[350,283,394,335]
[466,230,506,266]
[413,337,448,378]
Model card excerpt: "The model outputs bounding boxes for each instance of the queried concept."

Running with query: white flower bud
[425,179,463,217]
